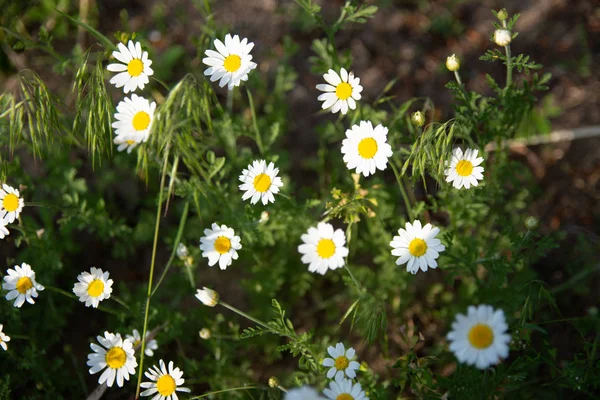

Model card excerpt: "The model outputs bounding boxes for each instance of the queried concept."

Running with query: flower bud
[446,54,460,72]
[268,377,279,388]
[195,287,219,307]
[524,216,539,230]
[497,9,508,21]
[494,29,512,47]
[199,328,211,339]
[176,243,188,259]
[411,111,425,127]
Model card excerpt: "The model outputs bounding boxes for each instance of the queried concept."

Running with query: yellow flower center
[316,239,336,259]
[127,59,144,77]
[105,347,127,369]
[126,140,135,145]
[253,173,272,193]
[468,323,494,349]
[16,277,33,294]
[337,395,354,400]
[132,111,151,131]
[87,279,105,297]
[2,193,19,212]
[335,82,353,100]
[133,339,141,347]
[334,355,349,370]
[223,54,241,72]
[214,236,231,254]
[408,238,427,257]
[157,374,177,396]
[358,137,378,159]
[455,160,473,177]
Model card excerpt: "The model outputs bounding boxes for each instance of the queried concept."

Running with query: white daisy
[195,287,219,307]
[316,68,363,115]
[112,94,156,144]
[322,342,361,380]
[298,222,349,275]
[2,263,44,308]
[0,219,9,240]
[323,376,369,400]
[72,267,113,308]
[493,29,512,47]
[390,220,445,275]
[0,184,24,224]
[141,359,191,400]
[341,120,393,177]
[285,387,324,400]
[444,148,485,190]
[238,160,284,205]
[114,135,141,153]
[447,304,511,369]
[199,223,242,270]
[0,324,10,351]
[127,329,159,357]
[107,40,154,93]
[202,33,257,90]
[87,331,137,387]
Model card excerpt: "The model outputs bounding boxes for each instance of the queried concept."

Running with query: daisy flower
[238,160,284,205]
[285,387,324,400]
[127,329,159,357]
[298,222,349,275]
[390,220,445,274]
[112,94,156,144]
[114,135,141,154]
[2,263,44,308]
[341,120,393,177]
[107,40,154,93]
[202,33,257,90]
[493,29,512,47]
[444,148,484,190]
[316,68,363,115]
[0,184,24,224]
[72,267,113,308]
[87,331,137,387]
[0,219,9,240]
[195,287,219,307]
[447,305,511,369]
[323,376,369,400]
[322,342,361,380]
[199,223,242,270]
[141,359,191,400]
[0,324,10,351]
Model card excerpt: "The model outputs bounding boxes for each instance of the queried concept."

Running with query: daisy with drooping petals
[444,148,485,190]
[447,304,511,369]
[390,220,445,274]
[203,34,257,90]
[0,184,24,224]
[0,324,10,351]
[107,40,154,93]
[239,160,284,205]
[2,263,44,308]
[323,376,369,400]
[87,331,137,387]
[199,223,242,270]
[127,329,159,357]
[285,387,324,400]
[322,342,361,380]
[316,68,363,115]
[298,222,349,275]
[114,135,141,154]
[341,120,393,177]
[140,359,191,399]
[0,219,9,240]
[195,287,219,307]
[112,94,156,144]
[72,267,113,308]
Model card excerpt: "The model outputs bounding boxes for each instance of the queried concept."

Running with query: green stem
[343,222,362,292]
[453,70,463,86]
[389,161,415,220]
[503,21,513,88]
[344,264,361,292]
[188,386,260,399]
[45,286,120,316]
[110,295,131,311]
[226,88,234,114]
[135,144,171,398]
[220,301,274,332]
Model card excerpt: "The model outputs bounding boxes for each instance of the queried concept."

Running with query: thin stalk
[188,386,260,399]
[226,88,234,113]
[503,20,513,88]
[343,222,362,292]
[110,295,131,311]
[135,144,171,398]
[344,264,361,292]
[45,286,120,316]
[220,301,273,332]
[389,161,415,220]
[453,70,462,86]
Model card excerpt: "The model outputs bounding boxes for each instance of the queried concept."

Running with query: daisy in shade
[447,304,511,369]
[316,68,363,115]
[0,184,24,224]
[322,342,361,380]
[239,160,284,205]
[73,267,113,308]
[112,94,156,144]
[203,34,257,90]
[114,135,141,154]
[285,387,324,400]
[199,223,242,270]
[444,148,485,190]
[0,219,9,240]
[107,40,154,93]
[390,220,445,274]
[323,376,369,400]
[140,359,191,400]
[87,331,137,387]
[0,324,10,351]
[127,329,159,357]
[341,121,393,177]
[3,263,44,308]
[298,222,349,275]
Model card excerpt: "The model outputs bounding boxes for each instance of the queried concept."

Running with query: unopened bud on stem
[446,54,460,72]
